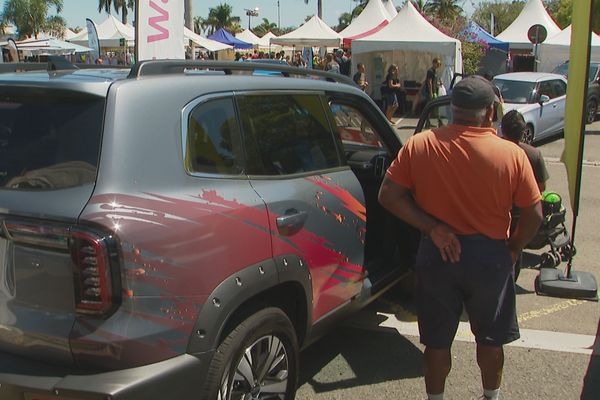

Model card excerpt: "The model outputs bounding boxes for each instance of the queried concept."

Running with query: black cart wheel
[540,252,560,269]
[203,307,299,400]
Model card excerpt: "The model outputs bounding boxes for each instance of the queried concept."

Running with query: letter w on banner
[137,0,184,60]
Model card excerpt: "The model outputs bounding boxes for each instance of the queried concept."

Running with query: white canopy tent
[351,1,462,98]
[270,15,341,47]
[339,0,390,47]
[69,15,134,48]
[236,29,270,49]
[382,0,398,19]
[538,25,600,72]
[184,27,232,52]
[495,0,561,50]
[17,37,93,56]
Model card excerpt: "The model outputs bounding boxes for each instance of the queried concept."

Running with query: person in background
[501,109,548,281]
[353,63,369,92]
[415,58,442,115]
[324,53,340,74]
[384,64,402,123]
[500,110,548,192]
[378,76,543,400]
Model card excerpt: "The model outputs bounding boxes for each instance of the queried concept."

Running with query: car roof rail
[0,62,48,74]
[128,59,357,86]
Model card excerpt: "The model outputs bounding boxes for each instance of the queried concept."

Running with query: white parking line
[348,312,598,356]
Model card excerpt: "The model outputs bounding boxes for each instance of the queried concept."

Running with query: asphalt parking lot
[295,118,600,400]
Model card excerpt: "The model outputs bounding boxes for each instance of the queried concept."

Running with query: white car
[493,72,567,144]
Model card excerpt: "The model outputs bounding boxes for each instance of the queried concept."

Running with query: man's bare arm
[508,201,543,261]
[378,176,461,262]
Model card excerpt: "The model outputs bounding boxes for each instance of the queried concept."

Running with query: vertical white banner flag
[137,0,185,61]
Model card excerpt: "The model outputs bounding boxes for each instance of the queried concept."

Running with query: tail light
[70,229,119,316]
[1,219,120,316]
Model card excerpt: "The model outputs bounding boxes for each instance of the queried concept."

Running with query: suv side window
[185,97,244,175]
[330,103,386,148]
[238,94,341,175]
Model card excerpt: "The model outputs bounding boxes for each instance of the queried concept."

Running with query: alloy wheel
[586,100,597,125]
[218,335,289,400]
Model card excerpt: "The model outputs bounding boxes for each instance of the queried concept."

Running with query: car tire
[523,124,535,144]
[586,99,597,125]
[202,307,299,400]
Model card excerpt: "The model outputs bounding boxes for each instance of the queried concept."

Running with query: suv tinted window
[185,97,244,175]
[330,103,386,148]
[239,94,341,175]
[0,88,104,190]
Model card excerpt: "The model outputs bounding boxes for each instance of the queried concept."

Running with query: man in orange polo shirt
[379,76,543,400]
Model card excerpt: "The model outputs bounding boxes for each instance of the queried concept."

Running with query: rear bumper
[0,351,213,400]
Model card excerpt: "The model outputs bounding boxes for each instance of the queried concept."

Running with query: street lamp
[277,1,280,30]
[245,7,259,30]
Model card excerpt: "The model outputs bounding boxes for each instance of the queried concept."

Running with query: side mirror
[539,94,550,104]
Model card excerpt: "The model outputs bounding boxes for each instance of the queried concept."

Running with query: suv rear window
[239,94,341,175]
[0,88,104,190]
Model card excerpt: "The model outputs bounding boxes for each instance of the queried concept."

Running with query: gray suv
[0,60,418,400]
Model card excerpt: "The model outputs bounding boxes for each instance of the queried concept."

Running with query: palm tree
[2,0,64,39]
[303,0,323,19]
[97,0,134,25]
[185,0,192,29]
[194,16,209,35]
[205,4,241,35]
[410,0,427,13]
[424,0,463,22]
[253,18,277,37]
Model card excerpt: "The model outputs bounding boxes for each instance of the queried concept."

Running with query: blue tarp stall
[460,22,509,52]
[208,28,253,49]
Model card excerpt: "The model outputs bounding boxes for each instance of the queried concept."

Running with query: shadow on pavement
[580,317,600,399]
[298,312,423,393]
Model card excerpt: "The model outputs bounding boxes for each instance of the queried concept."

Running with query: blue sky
[2,0,481,30]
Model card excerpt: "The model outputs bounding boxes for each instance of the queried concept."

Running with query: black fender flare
[186,254,312,355]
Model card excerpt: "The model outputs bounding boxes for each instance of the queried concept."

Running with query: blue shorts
[385,93,398,107]
[416,235,519,348]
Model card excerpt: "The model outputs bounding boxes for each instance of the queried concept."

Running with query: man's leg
[424,347,452,395]
[477,343,504,398]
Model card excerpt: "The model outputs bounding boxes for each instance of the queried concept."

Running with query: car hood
[502,102,539,114]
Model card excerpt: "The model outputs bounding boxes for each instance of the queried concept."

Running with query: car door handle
[276,209,308,236]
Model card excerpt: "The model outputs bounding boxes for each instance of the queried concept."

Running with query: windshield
[493,79,537,104]
[552,63,599,82]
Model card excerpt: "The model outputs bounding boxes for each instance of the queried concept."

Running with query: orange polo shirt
[386,124,541,240]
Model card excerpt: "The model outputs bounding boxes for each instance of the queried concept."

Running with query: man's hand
[430,223,461,263]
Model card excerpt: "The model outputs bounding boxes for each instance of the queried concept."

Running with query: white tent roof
[339,0,390,41]
[16,37,93,55]
[184,27,232,52]
[383,0,398,19]
[270,15,341,47]
[64,28,79,40]
[352,2,462,94]
[538,25,600,72]
[236,29,270,48]
[495,0,561,49]
[69,15,134,47]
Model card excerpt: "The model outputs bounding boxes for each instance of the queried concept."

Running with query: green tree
[337,12,353,31]
[1,0,64,39]
[472,1,525,36]
[206,4,241,35]
[424,0,464,23]
[97,0,134,25]
[194,16,209,35]
[253,18,277,37]
[461,41,487,74]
